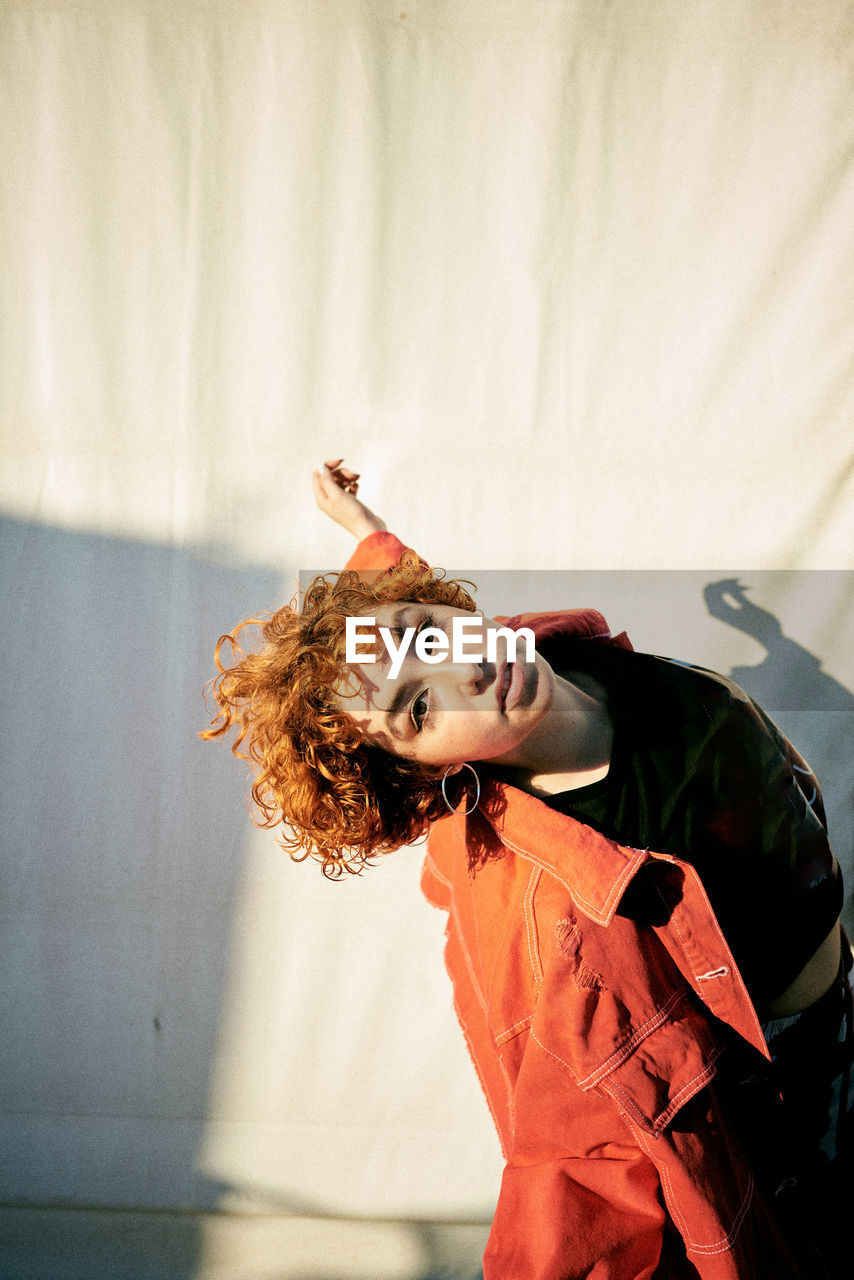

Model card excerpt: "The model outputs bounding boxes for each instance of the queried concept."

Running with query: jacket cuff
[344,531,410,573]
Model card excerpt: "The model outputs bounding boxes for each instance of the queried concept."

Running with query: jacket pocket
[594,1005,761,1258]
[592,997,723,1136]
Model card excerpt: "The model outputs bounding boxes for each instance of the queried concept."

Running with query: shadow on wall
[1,519,851,1280]
[703,577,854,931]
[0,514,488,1280]
[0,515,283,1278]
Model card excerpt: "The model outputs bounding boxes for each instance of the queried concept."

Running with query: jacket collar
[453,777,648,926]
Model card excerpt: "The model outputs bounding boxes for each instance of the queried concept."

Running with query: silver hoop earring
[441,762,480,816]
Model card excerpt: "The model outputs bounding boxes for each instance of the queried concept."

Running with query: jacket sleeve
[343,530,411,578]
[483,1132,670,1279]
[483,1079,801,1280]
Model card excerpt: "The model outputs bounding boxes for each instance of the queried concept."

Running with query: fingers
[311,469,330,507]
[321,458,360,494]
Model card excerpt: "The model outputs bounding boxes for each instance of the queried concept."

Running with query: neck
[489,671,613,798]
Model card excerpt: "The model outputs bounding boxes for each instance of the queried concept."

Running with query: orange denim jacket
[344,532,813,1279]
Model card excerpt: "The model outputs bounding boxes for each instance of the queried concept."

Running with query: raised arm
[312,459,409,575]
[311,459,386,540]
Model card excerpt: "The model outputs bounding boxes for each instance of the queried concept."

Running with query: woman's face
[334,600,556,772]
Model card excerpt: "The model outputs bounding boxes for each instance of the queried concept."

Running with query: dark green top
[542,642,842,1005]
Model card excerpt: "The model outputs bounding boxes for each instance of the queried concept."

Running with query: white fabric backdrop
[2,0,853,1242]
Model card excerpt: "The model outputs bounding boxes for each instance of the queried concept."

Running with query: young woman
[203,460,852,1279]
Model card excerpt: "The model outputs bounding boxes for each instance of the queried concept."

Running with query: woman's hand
[312,459,387,541]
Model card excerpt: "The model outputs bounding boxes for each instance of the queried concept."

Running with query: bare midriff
[759,921,844,1020]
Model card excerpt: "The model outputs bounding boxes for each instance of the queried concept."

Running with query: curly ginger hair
[201,551,478,877]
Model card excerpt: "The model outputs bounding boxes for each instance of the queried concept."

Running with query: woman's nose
[438,659,485,694]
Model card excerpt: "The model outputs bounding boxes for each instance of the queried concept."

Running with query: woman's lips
[496,659,510,709]
[498,658,530,712]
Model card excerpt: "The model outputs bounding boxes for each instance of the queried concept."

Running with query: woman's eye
[395,612,434,642]
[411,691,430,731]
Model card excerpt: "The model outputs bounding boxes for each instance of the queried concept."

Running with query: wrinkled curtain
[1,0,852,1246]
